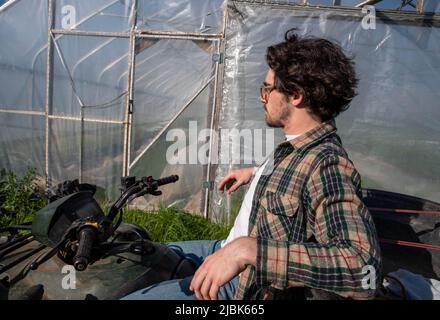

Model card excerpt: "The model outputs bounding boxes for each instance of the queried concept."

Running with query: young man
[122,30,381,300]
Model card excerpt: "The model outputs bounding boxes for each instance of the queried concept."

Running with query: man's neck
[282,112,322,136]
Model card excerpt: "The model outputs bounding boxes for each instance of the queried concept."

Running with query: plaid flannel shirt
[234,120,381,300]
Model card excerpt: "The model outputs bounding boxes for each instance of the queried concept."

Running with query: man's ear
[289,90,305,108]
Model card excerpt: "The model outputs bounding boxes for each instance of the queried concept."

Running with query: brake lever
[131,188,162,199]
[29,223,77,270]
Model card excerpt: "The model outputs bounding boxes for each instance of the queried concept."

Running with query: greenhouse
[1,0,439,221]
[0,0,440,302]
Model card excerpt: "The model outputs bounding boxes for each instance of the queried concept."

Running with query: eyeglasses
[259,84,276,103]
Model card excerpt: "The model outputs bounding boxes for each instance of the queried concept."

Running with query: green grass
[0,168,48,227]
[123,207,231,242]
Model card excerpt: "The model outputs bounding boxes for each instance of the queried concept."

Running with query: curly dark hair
[266,29,358,121]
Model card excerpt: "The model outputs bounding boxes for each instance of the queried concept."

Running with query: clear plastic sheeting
[210,1,440,221]
[48,31,129,199]
[136,0,225,34]
[0,0,48,179]
[79,122,124,199]
[51,35,129,120]
[128,39,216,213]
[48,119,80,186]
[0,0,224,207]
[48,119,124,200]
[130,83,212,213]
[0,0,48,111]
[131,39,215,161]
[0,113,45,175]
[54,0,134,33]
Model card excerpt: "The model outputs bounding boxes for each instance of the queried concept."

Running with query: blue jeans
[121,240,239,300]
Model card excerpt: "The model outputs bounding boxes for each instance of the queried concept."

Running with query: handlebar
[155,175,179,187]
[107,175,179,222]
[73,227,96,271]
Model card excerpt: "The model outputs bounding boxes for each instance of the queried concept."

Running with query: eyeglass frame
[259,83,276,103]
[260,82,306,104]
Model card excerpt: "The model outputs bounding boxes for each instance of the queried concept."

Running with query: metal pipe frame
[123,0,138,177]
[0,0,19,14]
[416,0,424,13]
[136,30,222,41]
[48,114,123,125]
[355,0,383,7]
[79,107,85,182]
[0,108,45,116]
[202,1,230,220]
[50,30,223,41]
[44,0,55,189]
[232,0,440,17]
[51,29,130,38]
[0,108,123,124]
[136,33,220,42]
[202,40,221,219]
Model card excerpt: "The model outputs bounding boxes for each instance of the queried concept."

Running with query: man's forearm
[229,236,257,267]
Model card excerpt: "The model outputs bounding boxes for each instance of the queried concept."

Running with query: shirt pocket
[258,191,299,240]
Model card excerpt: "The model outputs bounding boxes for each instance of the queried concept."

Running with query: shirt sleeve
[255,155,382,299]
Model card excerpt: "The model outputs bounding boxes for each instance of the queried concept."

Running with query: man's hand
[218,167,255,194]
[189,237,257,300]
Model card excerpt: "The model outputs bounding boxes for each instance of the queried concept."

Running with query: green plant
[123,206,232,242]
[0,168,47,227]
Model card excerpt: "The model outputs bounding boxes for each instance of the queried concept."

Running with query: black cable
[108,183,142,221]
[113,207,124,234]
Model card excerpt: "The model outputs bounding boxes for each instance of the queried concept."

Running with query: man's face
[261,69,291,128]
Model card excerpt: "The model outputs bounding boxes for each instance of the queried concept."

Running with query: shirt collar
[277,119,337,152]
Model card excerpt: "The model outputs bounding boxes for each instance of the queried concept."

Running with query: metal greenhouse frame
[0,0,439,222]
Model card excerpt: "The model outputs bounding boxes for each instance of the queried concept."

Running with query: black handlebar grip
[156,175,179,186]
[73,227,96,271]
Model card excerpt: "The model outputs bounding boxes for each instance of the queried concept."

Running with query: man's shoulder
[300,133,350,164]
[276,133,359,193]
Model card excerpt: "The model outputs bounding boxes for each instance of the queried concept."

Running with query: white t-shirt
[221,134,300,247]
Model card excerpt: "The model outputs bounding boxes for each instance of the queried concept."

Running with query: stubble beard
[264,104,290,128]
[265,113,282,128]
